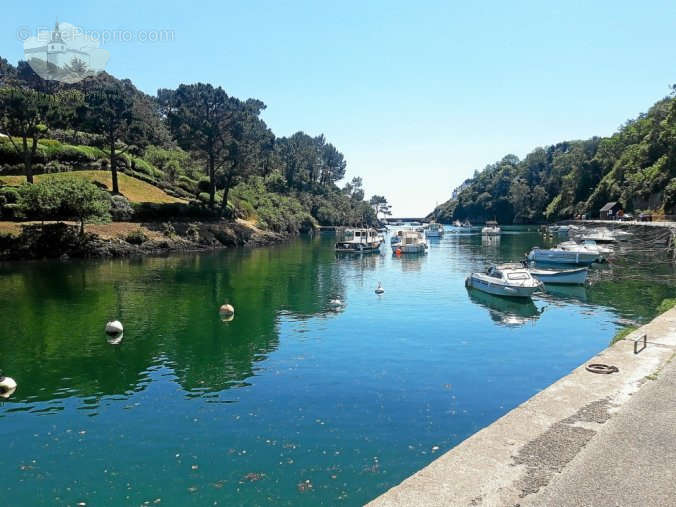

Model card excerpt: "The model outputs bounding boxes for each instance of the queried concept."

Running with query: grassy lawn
[0,171,185,204]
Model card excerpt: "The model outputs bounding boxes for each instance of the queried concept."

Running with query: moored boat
[481,220,500,236]
[527,246,600,265]
[496,262,588,285]
[425,222,444,238]
[335,227,383,253]
[465,265,542,298]
[391,230,428,253]
[527,266,588,285]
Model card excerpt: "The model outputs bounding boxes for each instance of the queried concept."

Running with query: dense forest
[0,56,386,234]
[431,88,676,224]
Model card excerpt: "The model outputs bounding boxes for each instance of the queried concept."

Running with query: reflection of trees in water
[0,241,345,403]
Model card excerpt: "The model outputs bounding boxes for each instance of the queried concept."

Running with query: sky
[1,1,674,216]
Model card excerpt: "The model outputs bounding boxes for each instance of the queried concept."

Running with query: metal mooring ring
[586,364,619,374]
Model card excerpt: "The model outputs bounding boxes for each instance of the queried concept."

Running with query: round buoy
[105,320,123,335]
[375,282,385,295]
[0,373,17,399]
[395,248,402,255]
[219,304,235,317]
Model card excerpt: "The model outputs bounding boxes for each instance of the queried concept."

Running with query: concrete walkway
[522,355,676,507]
[368,308,676,507]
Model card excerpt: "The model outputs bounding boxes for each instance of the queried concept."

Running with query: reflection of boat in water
[467,287,542,327]
[541,283,588,302]
[482,234,501,247]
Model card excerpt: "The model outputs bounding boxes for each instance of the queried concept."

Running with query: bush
[657,298,676,315]
[110,195,134,221]
[125,228,147,245]
[197,177,211,194]
[131,201,217,221]
[1,202,22,219]
[198,192,210,204]
[0,187,20,204]
[177,175,197,194]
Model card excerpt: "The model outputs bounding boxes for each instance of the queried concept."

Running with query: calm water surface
[1,227,674,505]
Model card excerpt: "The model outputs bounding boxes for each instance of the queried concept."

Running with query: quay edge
[367,307,676,506]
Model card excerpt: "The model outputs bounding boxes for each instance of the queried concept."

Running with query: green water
[0,228,674,505]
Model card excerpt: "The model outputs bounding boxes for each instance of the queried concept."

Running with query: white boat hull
[527,248,599,265]
[529,267,587,285]
[465,274,539,298]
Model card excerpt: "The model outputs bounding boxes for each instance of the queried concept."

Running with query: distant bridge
[383,217,426,223]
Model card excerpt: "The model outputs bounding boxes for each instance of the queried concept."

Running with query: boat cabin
[335,227,383,252]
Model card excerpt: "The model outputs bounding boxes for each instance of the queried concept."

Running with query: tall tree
[159,83,247,209]
[0,88,81,183]
[84,82,133,194]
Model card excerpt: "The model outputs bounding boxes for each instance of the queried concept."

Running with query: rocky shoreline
[0,219,289,261]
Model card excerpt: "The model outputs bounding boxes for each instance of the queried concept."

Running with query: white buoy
[219,304,235,317]
[0,373,17,399]
[105,320,124,335]
[375,282,385,294]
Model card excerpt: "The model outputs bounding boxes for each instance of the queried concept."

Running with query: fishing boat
[335,227,383,253]
[425,222,444,238]
[526,246,600,265]
[391,230,427,253]
[465,265,542,298]
[481,220,501,236]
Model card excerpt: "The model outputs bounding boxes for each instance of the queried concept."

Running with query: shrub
[198,192,210,204]
[125,228,147,245]
[177,175,197,194]
[17,176,111,234]
[657,298,676,315]
[197,178,211,194]
[110,195,134,221]
[0,187,20,204]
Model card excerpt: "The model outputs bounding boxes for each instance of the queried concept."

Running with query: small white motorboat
[481,220,501,236]
[425,222,444,238]
[453,220,462,227]
[527,246,600,265]
[465,265,542,298]
[392,230,428,253]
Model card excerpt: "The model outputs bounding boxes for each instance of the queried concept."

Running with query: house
[599,202,621,220]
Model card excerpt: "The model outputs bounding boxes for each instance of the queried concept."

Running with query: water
[1,227,674,505]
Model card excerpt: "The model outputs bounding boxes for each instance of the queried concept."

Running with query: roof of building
[600,202,619,211]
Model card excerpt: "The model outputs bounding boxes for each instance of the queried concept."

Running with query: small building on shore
[599,201,621,220]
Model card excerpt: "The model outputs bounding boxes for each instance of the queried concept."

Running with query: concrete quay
[368,308,676,506]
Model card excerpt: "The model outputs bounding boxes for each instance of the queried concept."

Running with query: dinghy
[527,266,588,285]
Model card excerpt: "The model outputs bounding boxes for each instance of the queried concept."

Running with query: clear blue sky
[2,1,674,216]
